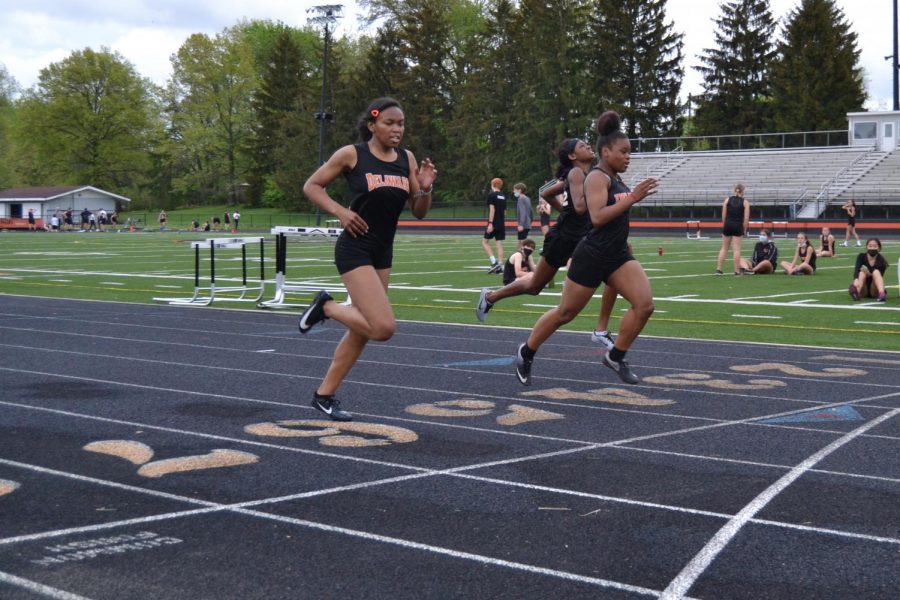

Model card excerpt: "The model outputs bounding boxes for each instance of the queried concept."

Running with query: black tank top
[725,196,744,223]
[554,168,592,239]
[820,234,833,254]
[343,142,411,245]
[582,167,631,253]
[799,243,817,269]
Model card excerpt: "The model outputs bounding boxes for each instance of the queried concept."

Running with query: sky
[1,0,896,110]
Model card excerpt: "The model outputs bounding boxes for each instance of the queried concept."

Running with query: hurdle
[772,221,789,238]
[154,237,266,306]
[686,220,703,239]
[258,226,345,309]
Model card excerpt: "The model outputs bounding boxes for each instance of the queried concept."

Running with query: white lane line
[232,507,666,598]
[433,299,469,304]
[731,314,782,320]
[522,303,557,308]
[48,279,72,283]
[256,349,276,353]
[99,282,125,286]
[0,570,93,600]
[659,406,900,600]
[855,321,900,327]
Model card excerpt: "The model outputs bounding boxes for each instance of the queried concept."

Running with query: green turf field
[0,229,897,351]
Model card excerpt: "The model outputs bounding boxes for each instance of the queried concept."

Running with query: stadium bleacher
[628,148,870,207]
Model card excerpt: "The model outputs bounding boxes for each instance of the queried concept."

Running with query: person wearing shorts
[298,97,436,422]
[780,232,817,275]
[715,183,750,275]
[475,138,621,350]
[842,199,860,247]
[848,238,888,301]
[514,111,658,387]
[482,178,507,273]
[538,196,552,236]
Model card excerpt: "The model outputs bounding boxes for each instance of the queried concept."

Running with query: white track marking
[0,570,94,599]
[731,314,782,319]
[855,320,900,326]
[659,406,900,600]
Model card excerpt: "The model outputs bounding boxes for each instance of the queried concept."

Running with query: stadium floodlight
[308,5,344,225]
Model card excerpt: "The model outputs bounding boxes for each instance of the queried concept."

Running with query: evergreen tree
[694,0,778,143]
[770,0,866,135]
[245,29,312,208]
[586,0,685,142]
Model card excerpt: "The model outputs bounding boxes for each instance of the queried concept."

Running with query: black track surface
[0,295,897,599]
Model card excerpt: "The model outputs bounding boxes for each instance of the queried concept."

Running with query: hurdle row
[154,227,345,308]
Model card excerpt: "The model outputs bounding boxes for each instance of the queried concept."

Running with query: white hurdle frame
[258,226,345,309]
[154,237,266,306]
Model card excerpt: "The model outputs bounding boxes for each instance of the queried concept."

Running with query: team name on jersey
[366,173,409,192]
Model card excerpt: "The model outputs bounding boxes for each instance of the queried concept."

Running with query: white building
[0,186,131,226]
[848,110,900,152]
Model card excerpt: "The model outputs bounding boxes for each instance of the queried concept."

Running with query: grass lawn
[1,229,898,352]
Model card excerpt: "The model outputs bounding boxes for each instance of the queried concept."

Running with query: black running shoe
[311,393,352,421]
[488,264,502,274]
[475,288,493,322]
[515,343,533,386]
[602,353,639,385]
[298,290,333,333]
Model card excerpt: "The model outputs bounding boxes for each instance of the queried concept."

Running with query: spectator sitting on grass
[502,238,537,286]
[848,238,889,302]
[780,232,816,275]
[739,229,778,274]
[817,226,836,257]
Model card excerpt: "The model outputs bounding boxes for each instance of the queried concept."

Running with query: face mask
[758,235,767,243]
[513,192,520,198]
[867,249,879,257]
[523,248,533,257]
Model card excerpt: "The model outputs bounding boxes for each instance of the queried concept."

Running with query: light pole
[308,5,343,226]
[894,0,899,110]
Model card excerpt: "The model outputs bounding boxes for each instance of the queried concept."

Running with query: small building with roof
[0,186,131,228]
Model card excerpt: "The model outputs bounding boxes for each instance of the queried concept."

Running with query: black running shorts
[722,222,743,237]
[334,232,393,274]
[517,228,530,241]
[540,228,580,269]
[566,242,634,288]
[484,225,506,241]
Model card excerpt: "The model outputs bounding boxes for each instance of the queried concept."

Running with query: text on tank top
[344,143,411,245]
[583,167,631,251]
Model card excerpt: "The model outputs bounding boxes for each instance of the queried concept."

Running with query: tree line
[0,0,866,212]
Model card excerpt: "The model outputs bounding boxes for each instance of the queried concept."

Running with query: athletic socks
[609,347,626,363]
[521,343,536,360]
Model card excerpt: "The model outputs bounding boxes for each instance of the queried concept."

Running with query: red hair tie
[370,109,380,118]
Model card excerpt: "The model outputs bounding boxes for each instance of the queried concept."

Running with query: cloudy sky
[1,0,896,109]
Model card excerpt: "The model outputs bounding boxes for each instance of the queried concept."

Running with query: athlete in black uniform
[299,97,437,421]
[482,178,507,272]
[501,238,537,285]
[715,183,750,275]
[816,227,836,257]
[849,238,889,301]
[514,112,658,386]
[841,199,861,247]
[780,232,817,275]
[474,138,620,349]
